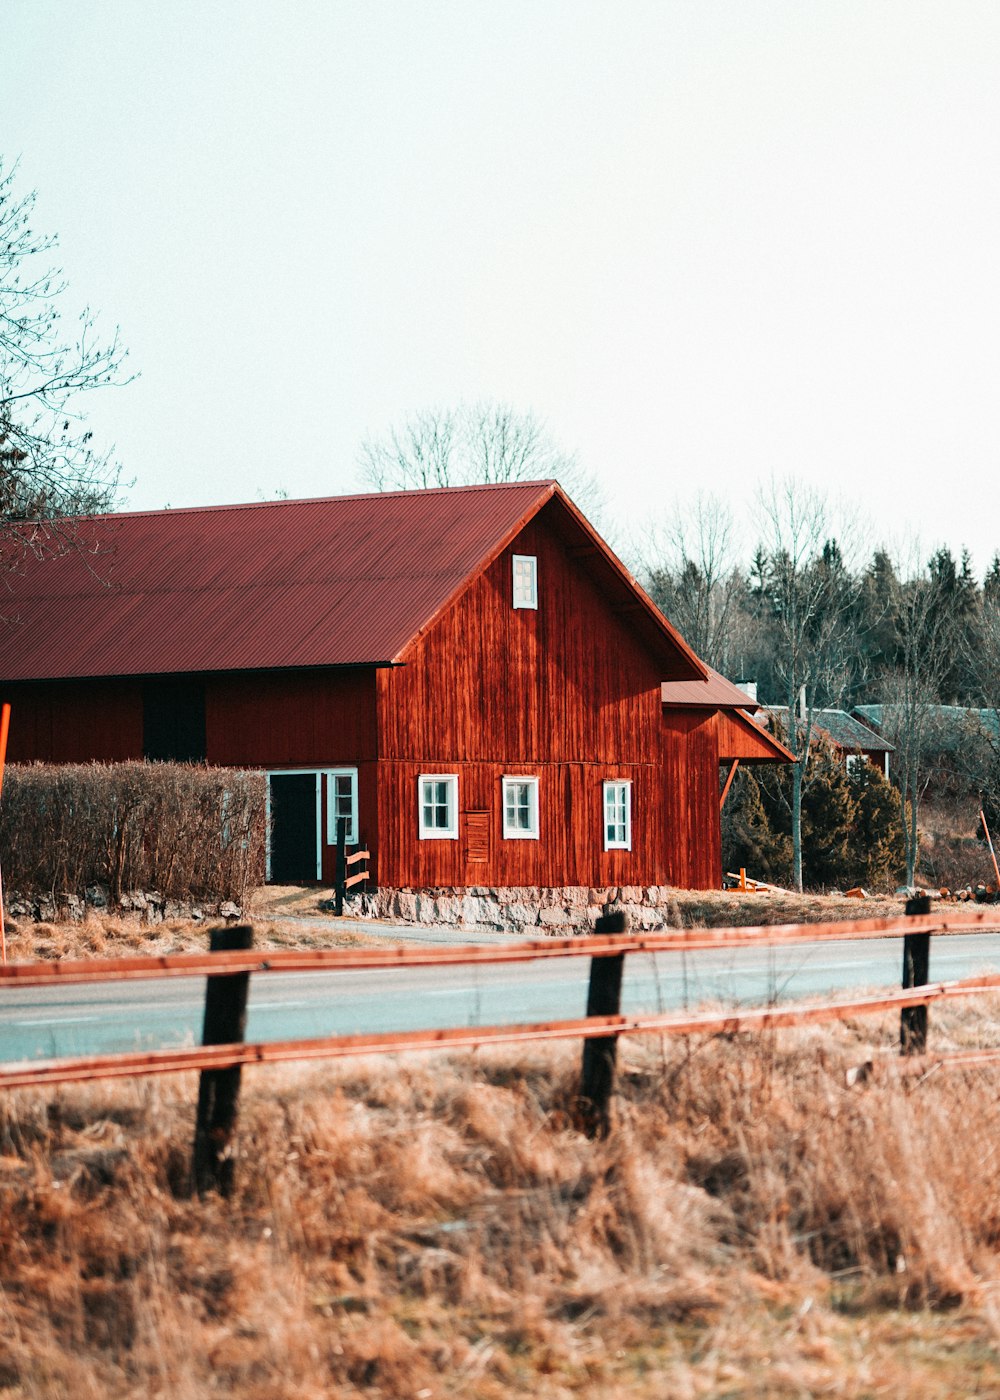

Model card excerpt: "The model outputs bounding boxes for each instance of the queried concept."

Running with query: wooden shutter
[465,810,490,864]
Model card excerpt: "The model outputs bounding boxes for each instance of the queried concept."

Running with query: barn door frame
[265,769,323,882]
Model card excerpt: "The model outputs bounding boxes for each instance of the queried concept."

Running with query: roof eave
[726,709,796,764]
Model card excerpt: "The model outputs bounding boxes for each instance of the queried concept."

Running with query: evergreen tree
[847,761,906,890]
[984,554,1000,604]
[799,743,856,888]
[721,767,792,885]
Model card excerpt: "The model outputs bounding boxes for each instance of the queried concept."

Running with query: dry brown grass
[3,1002,1000,1396]
[670,888,906,929]
[0,912,377,964]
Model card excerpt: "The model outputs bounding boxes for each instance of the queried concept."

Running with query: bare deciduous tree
[358,401,603,517]
[641,492,749,673]
[875,549,961,887]
[0,158,131,567]
[753,479,866,891]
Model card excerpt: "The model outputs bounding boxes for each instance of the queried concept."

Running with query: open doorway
[267,771,321,882]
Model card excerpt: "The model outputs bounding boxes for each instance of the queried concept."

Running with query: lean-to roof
[661,666,759,711]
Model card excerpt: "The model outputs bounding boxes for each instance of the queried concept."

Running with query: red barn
[1,481,786,893]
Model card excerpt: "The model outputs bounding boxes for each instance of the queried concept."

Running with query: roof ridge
[59,479,559,525]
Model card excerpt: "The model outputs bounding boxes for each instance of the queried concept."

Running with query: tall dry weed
[2,1027,1000,1394]
[0,762,265,906]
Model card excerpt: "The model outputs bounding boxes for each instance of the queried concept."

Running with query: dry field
[2,999,1000,1392]
[2,890,998,1396]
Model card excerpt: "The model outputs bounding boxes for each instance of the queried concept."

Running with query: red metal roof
[1,481,707,683]
[660,666,759,711]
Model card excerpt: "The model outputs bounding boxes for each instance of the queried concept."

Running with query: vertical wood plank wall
[377,504,723,889]
[1,670,381,885]
[207,669,379,883]
[1,680,144,762]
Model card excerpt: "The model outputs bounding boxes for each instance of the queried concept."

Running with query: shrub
[725,744,906,892]
[0,762,266,905]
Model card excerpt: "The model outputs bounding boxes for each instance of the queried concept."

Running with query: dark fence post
[901,893,932,1055]
[334,817,347,916]
[579,910,628,1138]
[192,924,254,1197]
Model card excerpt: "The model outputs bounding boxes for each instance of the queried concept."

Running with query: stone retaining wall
[6,886,243,925]
[346,886,684,934]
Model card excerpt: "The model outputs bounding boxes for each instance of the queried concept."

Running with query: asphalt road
[4,930,1000,1065]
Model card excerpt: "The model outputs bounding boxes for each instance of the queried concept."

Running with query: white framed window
[326,767,359,845]
[419,773,459,839]
[512,554,538,609]
[603,780,632,850]
[845,753,862,777]
[502,776,539,839]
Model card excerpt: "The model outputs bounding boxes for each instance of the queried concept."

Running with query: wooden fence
[3,900,1000,1192]
[332,817,370,915]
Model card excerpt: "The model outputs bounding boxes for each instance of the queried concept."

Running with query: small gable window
[419,773,459,839]
[502,776,539,840]
[603,780,632,851]
[512,554,538,609]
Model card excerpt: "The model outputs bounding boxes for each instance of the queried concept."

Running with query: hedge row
[0,763,267,905]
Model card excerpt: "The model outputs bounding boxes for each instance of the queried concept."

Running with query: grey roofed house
[766,706,894,778]
[853,704,1000,755]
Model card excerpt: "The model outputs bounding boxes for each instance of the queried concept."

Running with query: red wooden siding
[715,708,793,763]
[205,669,376,768]
[660,709,722,889]
[207,669,378,885]
[2,680,143,762]
[378,506,663,767]
[374,500,715,888]
[376,760,669,889]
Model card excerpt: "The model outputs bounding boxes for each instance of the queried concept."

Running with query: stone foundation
[346,886,684,934]
[7,883,685,937]
[5,886,243,925]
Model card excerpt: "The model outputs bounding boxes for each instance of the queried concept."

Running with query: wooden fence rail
[3,902,1000,1191]
[4,973,1000,1094]
[2,907,997,989]
[333,817,369,915]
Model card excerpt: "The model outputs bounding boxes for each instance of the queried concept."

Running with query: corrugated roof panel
[4,484,555,679]
[661,666,759,710]
[1,481,704,682]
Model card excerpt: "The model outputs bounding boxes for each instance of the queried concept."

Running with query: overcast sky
[4,2,999,572]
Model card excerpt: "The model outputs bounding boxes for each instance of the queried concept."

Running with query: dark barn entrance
[268,772,319,882]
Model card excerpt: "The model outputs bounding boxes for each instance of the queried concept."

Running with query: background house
[0,481,784,893]
[764,706,894,779]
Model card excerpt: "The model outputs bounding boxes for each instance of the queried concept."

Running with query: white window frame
[603,779,632,851]
[512,553,538,610]
[326,767,359,846]
[845,753,862,777]
[502,775,540,840]
[265,769,323,881]
[418,773,459,840]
